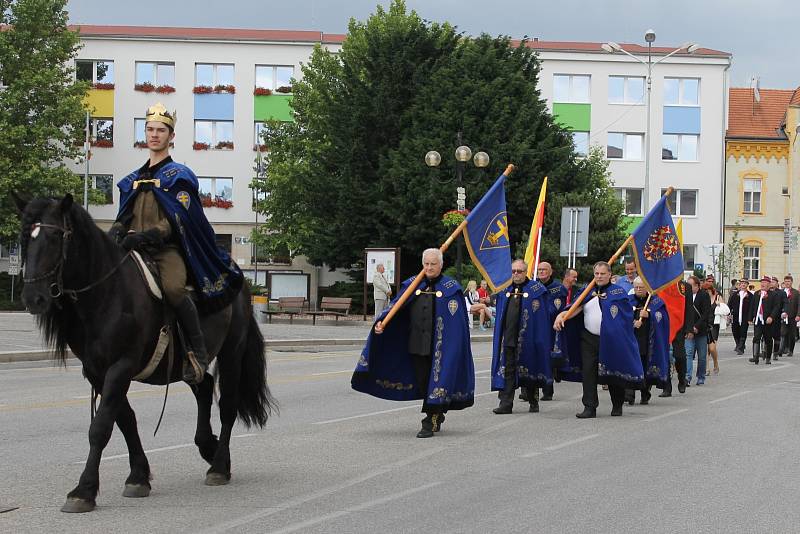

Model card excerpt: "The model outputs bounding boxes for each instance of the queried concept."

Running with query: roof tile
[727,88,795,140]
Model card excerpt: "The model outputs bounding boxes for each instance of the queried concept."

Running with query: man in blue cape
[491,259,552,414]
[552,268,584,384]
[555,261,644,418]
[625,278,671,405]
[352,248,475,438]
[109,103,243,383]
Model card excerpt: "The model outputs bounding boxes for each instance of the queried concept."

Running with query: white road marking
[310,370,351,376]
[520,451,543,459]
[313,391,495,425]
[757,363,792,372]
[266,482,442,534]
[72,434,259,464]
[709,391,752,404]
[643,408,689,422]
[544,433,600,451]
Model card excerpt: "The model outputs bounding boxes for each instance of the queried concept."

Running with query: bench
[306,297,353,325]
[260,297,307,324]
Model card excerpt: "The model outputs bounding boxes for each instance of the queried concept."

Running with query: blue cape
[554,285,585,383]
[491,279,552,390]
[117,160,243,312]
[629,293,671,387]
[351,275,475,410]
[595,284,645,388]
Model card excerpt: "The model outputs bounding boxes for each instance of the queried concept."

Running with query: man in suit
[769,277,786,359]
[748,276,782,364]
[372,263,392,320]
[685,275,712,385]
[728,279,752,355]
[779,275,800,357]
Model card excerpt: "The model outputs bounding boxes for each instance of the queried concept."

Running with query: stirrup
[183,350,205,384]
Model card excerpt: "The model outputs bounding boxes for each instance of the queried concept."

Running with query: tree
[256,0,626,282]
[0,0,89,243]
[714,220,745,293]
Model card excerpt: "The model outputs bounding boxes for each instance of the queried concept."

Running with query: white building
[528,39,732,272]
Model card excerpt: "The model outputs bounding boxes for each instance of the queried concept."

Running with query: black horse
[15,194,276,513]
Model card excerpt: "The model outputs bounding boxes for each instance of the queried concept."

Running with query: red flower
[214,84,236,94]
[215,141,234,150]
[193,85,213,94]
[155,84,175,93]
[275,85,292,94]
[91,139,114,148]
[134,82,155,92]
[193,142,210,150]
[93,82,115,90]
[133,141,148,148]
[253,87,273,96]
[253,144,269,152]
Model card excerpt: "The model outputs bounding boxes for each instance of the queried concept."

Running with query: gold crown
[145,102,176,128]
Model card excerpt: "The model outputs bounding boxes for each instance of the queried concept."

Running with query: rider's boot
[176,295,209,384]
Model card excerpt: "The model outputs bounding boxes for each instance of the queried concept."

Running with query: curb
[0,335,494,364]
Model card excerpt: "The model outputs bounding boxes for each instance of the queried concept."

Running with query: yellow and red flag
[524,177,547,279]
[659,218,686,342]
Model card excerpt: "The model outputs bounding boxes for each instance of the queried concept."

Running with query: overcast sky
[66,0,797,90]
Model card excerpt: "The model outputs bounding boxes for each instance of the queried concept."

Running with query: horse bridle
[22,214,131,300]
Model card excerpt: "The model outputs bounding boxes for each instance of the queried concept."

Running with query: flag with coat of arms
[631,193,685,294]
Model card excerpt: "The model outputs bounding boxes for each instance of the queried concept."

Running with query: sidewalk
[0,312,493,362]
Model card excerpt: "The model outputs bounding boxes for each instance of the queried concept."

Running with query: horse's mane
[22,198,114,366]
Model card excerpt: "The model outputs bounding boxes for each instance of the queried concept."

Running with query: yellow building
[725,87,800,282]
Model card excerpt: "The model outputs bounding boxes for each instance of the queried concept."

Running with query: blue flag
[631,194,684,293]
[463,173,512,292]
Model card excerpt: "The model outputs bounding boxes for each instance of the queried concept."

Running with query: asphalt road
[1,336,799,533]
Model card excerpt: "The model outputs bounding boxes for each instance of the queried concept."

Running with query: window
[194,120,234,149]
[683,244,697,271]
[661,189,698,216]
[614,188,643,216]
[743,178,762,213]
[87,118,113,146]
[198,177,234,208]
[254,122,268,147]
[255,65,295,91]
[92,175,113,204]
[195,63,234,87]
[607,132,643,160]
[553,74,590,103]
[572,131,589,157]
[76,60,114,84]
[664,78,699,106]
[215,234,232,255]
[134,118,146,145]
[743,246,760,281]
[135,62,175,86]
[662,134,698,161]
[608,76,645,104]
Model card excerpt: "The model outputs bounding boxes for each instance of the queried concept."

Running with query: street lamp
[601,31,699,211]
[425,132,490,282]
[252,149,267,289]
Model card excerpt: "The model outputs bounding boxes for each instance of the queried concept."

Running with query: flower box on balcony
[193,142,210,150]
[253,87,273,96]
[133,141,148,148]
[91,139,114,148]
[155,84,176,94]
[215,141,234,150]
[193,85,213,94]
[214,84,236,94]
[93,82,115,90]
[200,195,234,209]
[275,85,292,94]
[134,82,156,93]
[253,144,268,152]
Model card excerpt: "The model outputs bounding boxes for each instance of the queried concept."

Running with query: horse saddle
[130,250,197,301]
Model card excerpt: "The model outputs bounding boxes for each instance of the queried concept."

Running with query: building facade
[724,87,800,281]
[528,40,731,272]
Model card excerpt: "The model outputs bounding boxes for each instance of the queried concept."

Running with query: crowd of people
[357,252,793,438]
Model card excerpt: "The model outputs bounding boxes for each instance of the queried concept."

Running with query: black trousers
[663,336,688,394]
[498,345,524,407]
[752,323,771,357]
[626,351,651,400]
[411,353,442,414]
[580,330,625,409]
[731,320,749,351]
[780,322,797,354]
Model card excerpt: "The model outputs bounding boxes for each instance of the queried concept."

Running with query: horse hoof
[204,472,231,486]
[122,484,151,498]
[61,497,96,513]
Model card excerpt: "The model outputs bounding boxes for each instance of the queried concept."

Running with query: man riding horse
[109,102,243,383]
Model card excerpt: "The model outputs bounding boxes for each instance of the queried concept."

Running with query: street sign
[559,207,590,258]
[784,218,792,254]
[694,263,704,272]
[456,187,466,212]
[8,254,20,276]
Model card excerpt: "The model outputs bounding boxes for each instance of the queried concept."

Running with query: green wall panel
[552,103,591,131]
[254,95,294,122]
[622,215,643,234]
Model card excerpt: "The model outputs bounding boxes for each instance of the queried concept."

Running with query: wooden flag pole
[562,186,675,322]
[377,164,515,332]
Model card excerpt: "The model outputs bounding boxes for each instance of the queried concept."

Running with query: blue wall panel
[663,106,701,135]
[194,93,234,120]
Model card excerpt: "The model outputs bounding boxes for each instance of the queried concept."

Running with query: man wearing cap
[109,103,243,383]
[727,279,752,355]
[779,275,800,357]
[748,276,781,364]
[768,276,786,359]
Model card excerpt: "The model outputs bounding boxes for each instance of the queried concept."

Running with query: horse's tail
[237,314,278,428]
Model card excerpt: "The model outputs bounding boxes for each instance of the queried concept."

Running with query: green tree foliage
[0,0,89,242]
[257,0,625,282]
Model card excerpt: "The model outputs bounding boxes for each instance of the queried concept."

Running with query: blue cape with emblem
[629,293,671,387]
[491,279,552,390]
[554,285,585,383]
[351,275,475,410]
[594,284,645,388]
[116,160,243,312]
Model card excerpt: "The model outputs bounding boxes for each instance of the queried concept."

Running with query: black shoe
[519,392,529,402]
[576,407,596,419]
[540,394,553,401]
[493,404,513,415]
[678,381,686,394]
[766,358,772,365]
[640,395,650,405]
[529,401,539,413]
[432,413,445,432]
[176,296,209,385]
[749,357,759,364]
[626,397,635,406]
[416,415,434,438]
[610,405,623,417]
[658,391,672,398]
